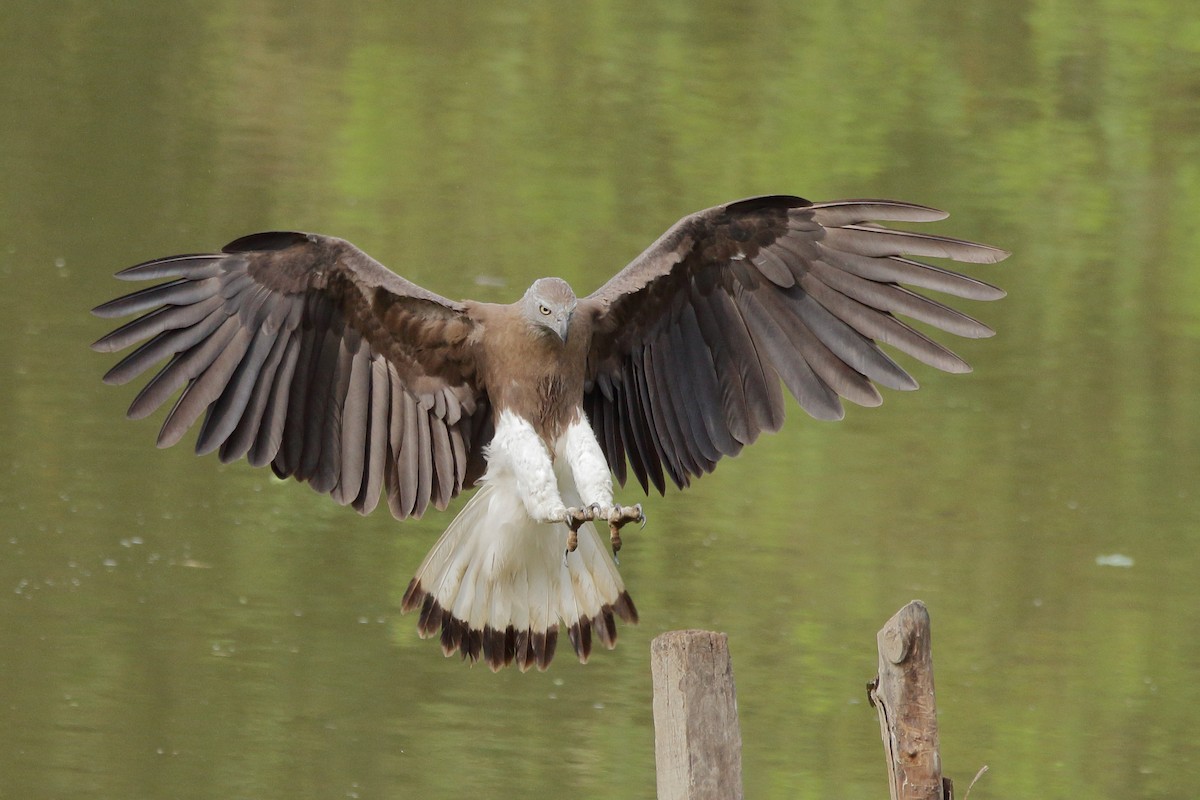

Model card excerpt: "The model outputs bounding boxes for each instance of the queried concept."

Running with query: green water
[2,2,1198,798]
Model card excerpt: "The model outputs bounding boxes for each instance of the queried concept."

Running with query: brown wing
[581,195,1008,494]
[92,231,490,519]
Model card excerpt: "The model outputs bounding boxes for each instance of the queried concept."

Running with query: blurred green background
[2,1,1198,798]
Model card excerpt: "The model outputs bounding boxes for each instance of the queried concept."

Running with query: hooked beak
[555,313,571,343]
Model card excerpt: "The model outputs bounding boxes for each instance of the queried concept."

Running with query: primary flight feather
[92,194,1007,671]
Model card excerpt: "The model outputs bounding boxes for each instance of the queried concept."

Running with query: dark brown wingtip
[568,621,593,664]
[410,603,564,671]
[515,629,532,672]
[464,628,483,663]
[404,589,639,670]
[531,631,548,670]
[482,626,517,672]
[593,605,618,650]
[565,598,629,661]
[401,577,426,614]
[439,615,464,657]
[414,594,445,640]
[613,591,639,625]
[538,628,558,671]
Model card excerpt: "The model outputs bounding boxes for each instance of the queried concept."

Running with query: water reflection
[1,1,1198,798]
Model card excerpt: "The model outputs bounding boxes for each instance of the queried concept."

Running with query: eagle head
[522,277,577,343]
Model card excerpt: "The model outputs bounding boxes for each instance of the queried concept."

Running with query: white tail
[400,471,638,671]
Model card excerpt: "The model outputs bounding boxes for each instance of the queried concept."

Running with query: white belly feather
[400,410,637,671]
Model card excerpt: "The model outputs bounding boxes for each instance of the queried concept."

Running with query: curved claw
[604,502,648,559]
[562,507,588,557]
[562,507,589,531]
[608,521,622,558]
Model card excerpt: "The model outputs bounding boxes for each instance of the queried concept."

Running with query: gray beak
[555,314,571,342]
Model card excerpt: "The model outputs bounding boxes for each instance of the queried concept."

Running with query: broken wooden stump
[650,630,743,800]
[649,605,961,798]
[868,600,951,800]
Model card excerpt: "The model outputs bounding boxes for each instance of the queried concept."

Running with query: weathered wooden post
[650,630,743,800]
[868,600,951,800]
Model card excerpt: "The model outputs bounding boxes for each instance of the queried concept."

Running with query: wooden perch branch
[648,604,959,798]
[651,630,744,800]
[868,600,952,800]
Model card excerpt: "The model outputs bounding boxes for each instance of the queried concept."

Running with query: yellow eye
[539,304,551,316]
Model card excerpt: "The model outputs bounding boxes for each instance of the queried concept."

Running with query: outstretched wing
[92,231,490,518]
[581,195,1008,493]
